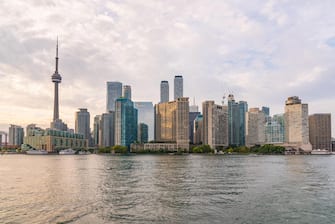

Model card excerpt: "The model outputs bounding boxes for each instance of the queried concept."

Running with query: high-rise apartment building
[228,94,248,146]
[75,108,91,146]
[155,97,189,150]
[202,101,228,149]
[123,85,132,100]
[134,102,154,141]
[309,114,331,150]
[174,75,183,100]
[245,108,266,146]
[138,123,149,143]
[284,96,311,151]
[115,98,138,148]
[8,125,24,146]
[160,80,169,103]
[106,81,122,112]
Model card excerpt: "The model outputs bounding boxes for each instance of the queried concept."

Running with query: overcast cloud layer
[1,0,335,134]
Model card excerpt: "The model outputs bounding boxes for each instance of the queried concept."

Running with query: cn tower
[51,38,62,121]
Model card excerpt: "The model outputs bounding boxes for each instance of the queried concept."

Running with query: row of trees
[190,144,285,154]
[98,145,128,154]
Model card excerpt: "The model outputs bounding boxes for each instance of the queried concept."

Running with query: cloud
[0,0,335,134]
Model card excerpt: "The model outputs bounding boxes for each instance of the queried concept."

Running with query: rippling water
[1,154,335,223]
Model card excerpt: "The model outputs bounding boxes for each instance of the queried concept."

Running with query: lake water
[1,154,335,223]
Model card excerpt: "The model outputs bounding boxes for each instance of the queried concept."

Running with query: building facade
[309,113,331,150]
[24,128,87,152]
[174,75,183,100]
[93,115,101,147]
[106,81,122,112]
[160,80,169,103]
[202,101,228,149]
[245,108,266,146]
[189,112,201,144]
[265,114,285,144]
[115,98,138,148]
[284,96,311,151]
[154,97,189,150]
[75,108,91,146]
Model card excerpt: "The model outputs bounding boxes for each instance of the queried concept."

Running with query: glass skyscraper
[115,98,138,149]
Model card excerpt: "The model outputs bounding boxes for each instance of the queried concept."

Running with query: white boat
[311,149,331,155]
[59,148,76,155]
[78,151,91,155]
[26,149,48,155]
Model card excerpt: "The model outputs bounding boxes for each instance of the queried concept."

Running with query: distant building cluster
[2,42,333,153]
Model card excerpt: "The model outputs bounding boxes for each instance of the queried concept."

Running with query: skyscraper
[189,111,200,144]
[228,94,248,146]
[245,108,266,146]
[115,98,138,149]
[134,101,154,141]
[284,96,311,152]
[75,108,91,146]
[155,97,189,150]
[202,101,228,149]
[160,80,169,103]
[174,75,183,100]
[265,114,285,144]
[8,125,24,146]
[193,114,203,145]
[99,112,115,147]
[309,114,331,150]
[106,81,122,112]
[123,85,132,100]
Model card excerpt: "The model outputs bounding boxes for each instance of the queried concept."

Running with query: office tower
[123,85,132,100]
[265,114,285,144]
[155,97,189,150]
[174,75,183,100]
[245,108,266,146]
[138,123,149,143]
[309,114,331,150]
[193,114,203,145]
[106,81,122,112]
[8,125,24,146]
[160,80,169,103]
[75,108,91,145]
[202,101,228,149]
[284,96,311,151]
[115,98,138,148]
[93,115,101,147]
[134,102,154,141]
[228,94,248,146]
[189,111,200,144]
[99,112,115,147]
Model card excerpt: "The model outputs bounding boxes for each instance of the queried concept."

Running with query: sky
[0,0,335,135]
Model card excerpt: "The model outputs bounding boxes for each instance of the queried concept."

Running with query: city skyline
[0,1,335,134]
